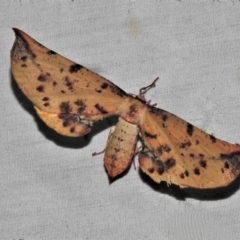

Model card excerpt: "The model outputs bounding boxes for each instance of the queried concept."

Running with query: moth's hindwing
[35,106,91,137]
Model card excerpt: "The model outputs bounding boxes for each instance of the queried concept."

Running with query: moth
[11,28,240,189]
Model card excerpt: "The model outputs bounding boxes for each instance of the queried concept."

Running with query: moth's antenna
[139,77,159,96]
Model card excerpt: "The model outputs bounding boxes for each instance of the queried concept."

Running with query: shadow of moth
[11,29,240,189]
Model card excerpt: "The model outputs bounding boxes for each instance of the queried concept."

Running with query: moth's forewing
[139,107,240,188]
[104,117,138,178]
[11,28,128,137]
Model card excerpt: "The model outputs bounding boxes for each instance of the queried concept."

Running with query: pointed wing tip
[12,28,23,36]
[12,28,29,42]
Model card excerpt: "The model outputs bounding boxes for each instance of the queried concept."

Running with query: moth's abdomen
[104,117,138,178]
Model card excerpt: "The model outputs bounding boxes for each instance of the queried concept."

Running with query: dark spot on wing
[224,162,229,169]
[199,159,207,168]
[193,167,200,175]
[101,83,108,89]
[187,123,194,136]
[95,89,102,93]
[21,55,27,62]
[37,72,51,82]
[21,64,27,67]
[64,77,74,91]
[69,63,83,73]
[164,158,176,170]
[60,101,72,114]
[74,99,86,114]
[162,114,168,121]
[155,160,164,175]
[36,85,44,92]
[148,167,155,174]
[189,153,194,158]
[58,113,65,119]
[179,141,191,149]
[180,173,185,179]
[157,144,171,155]
[42,97,49,101]
[43,102,50,107]
[195,140,199,145]
[185,170,189,177]
[70,127,75,133]
[95,104,108,114]
[62,120,70,127]
[53,81,57,86]
[144,131,157,139]
[47,50,57,55]
[209,134,216,143]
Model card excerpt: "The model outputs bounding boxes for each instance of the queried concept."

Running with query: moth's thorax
[120,96,146,125]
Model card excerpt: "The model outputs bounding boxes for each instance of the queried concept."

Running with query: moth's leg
[131,145,143,170]
[139,77,159,95]
[128,77,159,103]
[92,148,106,156]
[92,126,116,156]
[134,145,143,156]
[104,117,138,178]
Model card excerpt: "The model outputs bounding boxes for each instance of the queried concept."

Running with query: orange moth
[11,29,240,189]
